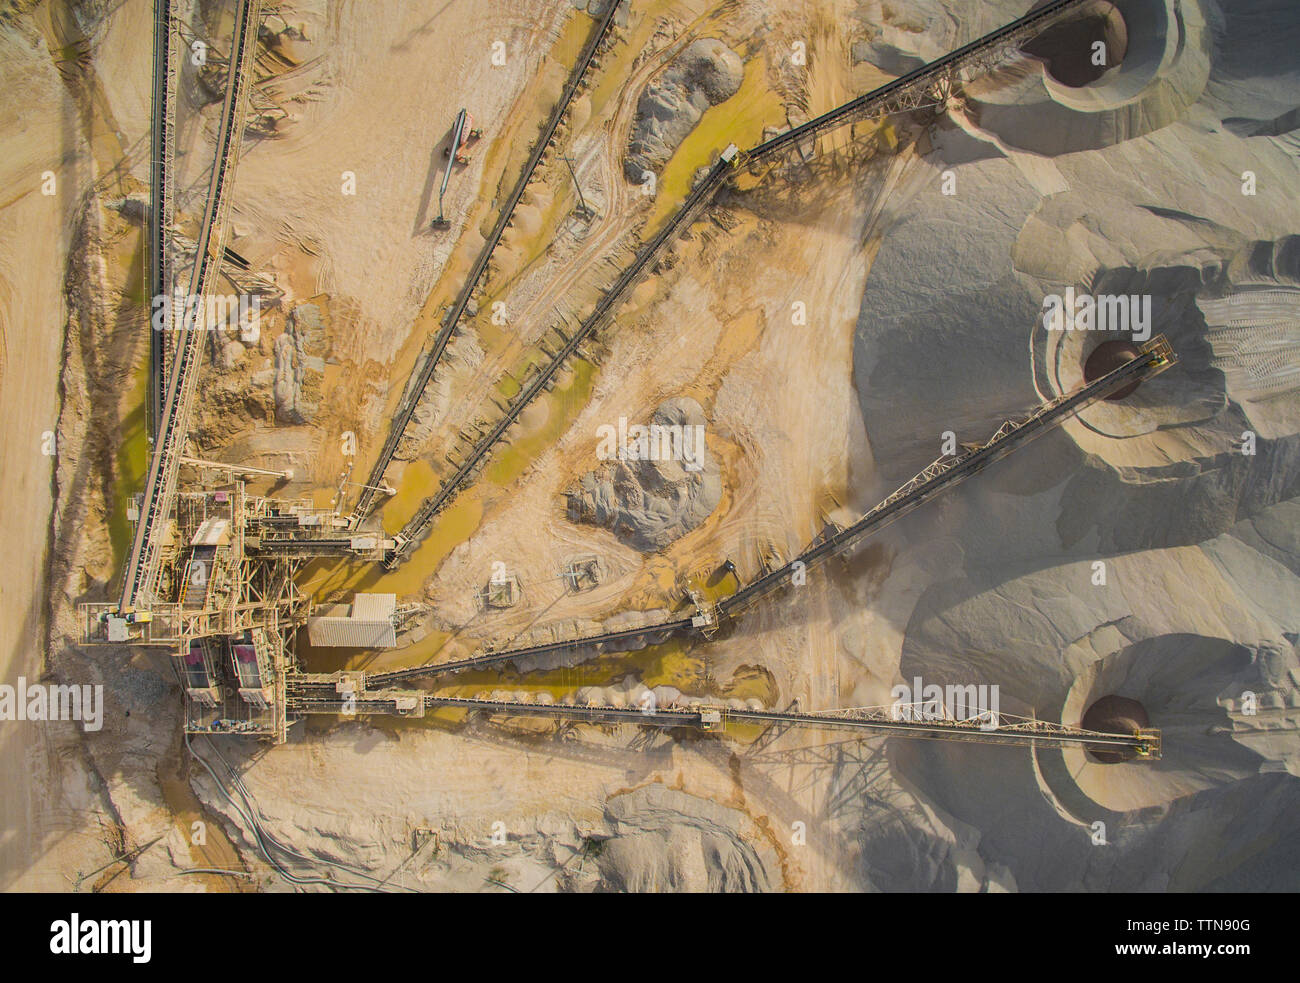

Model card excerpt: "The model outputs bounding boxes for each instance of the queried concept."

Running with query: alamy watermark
[151,290,262,342]
[595,417,705,472]
[0,676,103,732]
[50,914,150,963]
[1042,287,1151,342]
[890,676,1000,731]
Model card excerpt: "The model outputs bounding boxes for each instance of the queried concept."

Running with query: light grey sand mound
[596,785,777,892]
[566,396,722,551]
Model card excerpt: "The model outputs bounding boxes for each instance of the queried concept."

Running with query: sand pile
[272,303,328,424]
[596,785,778,891]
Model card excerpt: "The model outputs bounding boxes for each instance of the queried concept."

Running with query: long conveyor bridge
[119,0,263,612]
[286,689,1161,757]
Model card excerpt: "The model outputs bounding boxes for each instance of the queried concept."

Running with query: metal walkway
[119,0,263,612]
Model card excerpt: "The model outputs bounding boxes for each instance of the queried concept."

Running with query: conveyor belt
[147,0,177,440]
[745,0,1087,163]
[367,617,694,686]
[720,337,1176,616]
[119,0,262,612]
[287,692,1160,756]
[384,145,739,567]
